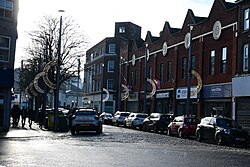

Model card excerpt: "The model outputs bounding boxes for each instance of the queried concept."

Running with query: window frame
[210,50,215,75]
[244,8,249,31]
[243,44,249,72]
[107,60,114,73]
[0,35,11,62]
[107,79,114,90]
[119,27,126,33]
[108,44,116,54]
[221,47,227,73]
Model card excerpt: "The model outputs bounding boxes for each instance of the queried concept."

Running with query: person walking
[28,108,34,129]
[11,104,20,128]
[21,106,28,128]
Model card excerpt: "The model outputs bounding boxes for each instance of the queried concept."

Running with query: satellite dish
[213,21,222,40]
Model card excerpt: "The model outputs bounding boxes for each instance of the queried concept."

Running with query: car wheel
[167,128,172,136]
[71,129,75,135]
[131,122,135,129]
[96,128,102,135]
[215,133,223,145]
[196,131,202,142]
[178,129,184,138]
[142,123,147,132]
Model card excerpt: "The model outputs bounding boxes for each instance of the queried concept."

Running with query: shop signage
[202,84,231,98]
[176,87,197,99]
[156,92,169,99]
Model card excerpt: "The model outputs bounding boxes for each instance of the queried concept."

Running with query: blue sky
[15,0,235,68]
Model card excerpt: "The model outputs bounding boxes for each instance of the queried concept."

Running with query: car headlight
[224,129,231,135]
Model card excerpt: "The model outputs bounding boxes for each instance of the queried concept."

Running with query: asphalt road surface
[0,124,250,167]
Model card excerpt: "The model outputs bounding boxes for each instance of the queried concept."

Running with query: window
[160,63,164,82]
[182,57,187,79]
[244,8,249,31]
[107,79,114,90]
[210,50,215,75]
[167,61,172,82]
[108,60,114,72]
[0,35,10,62]
[131,71,134,85]
[221,47,227,73]
[109,44,116,54]
[191,55,195,78]
[243,44,249,72]
[0,0,13,18]
[148,66,152,79]
[119,27,126,33]
[134,70,137,85]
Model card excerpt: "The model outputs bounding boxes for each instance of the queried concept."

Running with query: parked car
[167,115,199,138]
[142,113,173,133]
[125,113,148,129]
[196,116,249,147]
[100,112,113,125]
[70,108,102,135]
[112,111,130,126]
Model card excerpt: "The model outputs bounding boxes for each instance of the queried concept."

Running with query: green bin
[47,111,68,131]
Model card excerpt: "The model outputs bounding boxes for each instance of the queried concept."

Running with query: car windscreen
[76,111,96,115]
[184,118,198,124]
[120,113,130,116]
[216,118,240,128]
[137,115,147,118]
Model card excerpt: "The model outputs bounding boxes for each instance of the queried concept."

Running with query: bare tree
[20,15,88,110]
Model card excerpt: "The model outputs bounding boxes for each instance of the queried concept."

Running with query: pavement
[0,121,67,139]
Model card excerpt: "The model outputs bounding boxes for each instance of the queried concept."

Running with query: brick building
[0,0,19,132]
[123,0,237,120]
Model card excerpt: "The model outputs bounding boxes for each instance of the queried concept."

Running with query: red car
[167,115,199,138]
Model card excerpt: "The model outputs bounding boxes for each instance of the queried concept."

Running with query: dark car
[196,116,249,147]
[167,115,199,138]
[70,108,102,135]
[142,113,173,133]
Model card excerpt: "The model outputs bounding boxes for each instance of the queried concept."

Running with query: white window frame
[243,44,249,72]
[0,35,10,62]
[244,8,249,31]
[221,47,227,73]
[107,79,114,90]
[109,44,116,54]
[210,50,215,75]
[107,60,114,72]
[119,27,126,33]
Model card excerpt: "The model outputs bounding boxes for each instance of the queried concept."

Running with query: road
[0,124,250,167]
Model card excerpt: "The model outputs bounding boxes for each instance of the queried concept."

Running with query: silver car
[70,108,102,135]
[125,113,148,129]
[112,111,130,126]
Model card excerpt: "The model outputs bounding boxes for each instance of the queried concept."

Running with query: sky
[15,0,235,68]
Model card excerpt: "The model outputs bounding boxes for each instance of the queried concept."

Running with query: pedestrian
[21,106,28,128]
[11,104,20,128]
[28,108,34,129]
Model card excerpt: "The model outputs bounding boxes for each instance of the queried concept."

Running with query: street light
[54,10,64,131]
[100,63,104,113]
[118,56,125,111]
[76,57,80,107]
[144,43,149,115]
[186,24,193,115]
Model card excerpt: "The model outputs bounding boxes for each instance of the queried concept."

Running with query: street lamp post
[118,57,124,111]
[54,10,64,131]
[186,25,193,116]
[76,57,80,107]
[144,43,149,115]
[100,63,104,113]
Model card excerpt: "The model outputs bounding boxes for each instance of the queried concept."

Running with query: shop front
[202,83,232,118]
[232,76,250,132]
[155,91,173,114]
[176,87,198,116]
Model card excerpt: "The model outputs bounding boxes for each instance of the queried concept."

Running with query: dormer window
[119,27,126,33]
